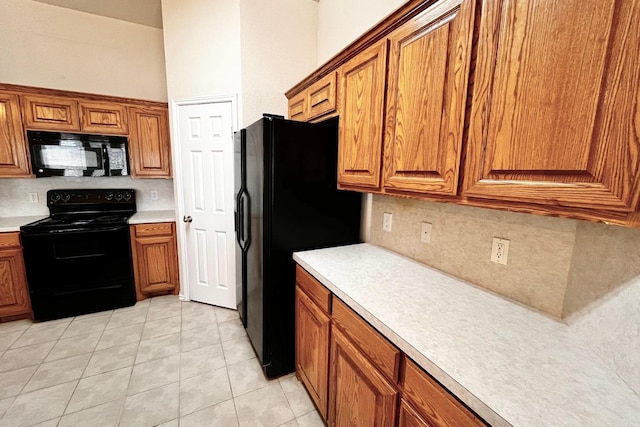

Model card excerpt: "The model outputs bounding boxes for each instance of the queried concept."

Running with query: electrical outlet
[383,212,392,232]
[491,237,510,265]
[28,192,38,203]
[420,222,432,243]
[151,190,159,201]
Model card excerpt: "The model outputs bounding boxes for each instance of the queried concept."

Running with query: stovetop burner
[21,189,136,234]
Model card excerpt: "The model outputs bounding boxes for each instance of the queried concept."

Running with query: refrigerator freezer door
[244,118,267,366]
[234,130,248,328]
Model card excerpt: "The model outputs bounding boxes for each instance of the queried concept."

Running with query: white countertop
[128,210,176,224]
[293,243,640,427]
[0,210,176,232]
[0,216,47,233]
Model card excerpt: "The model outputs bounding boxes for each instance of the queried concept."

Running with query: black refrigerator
[234,115,361,378]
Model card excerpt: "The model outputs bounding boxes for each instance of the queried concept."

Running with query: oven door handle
[23,225,129,236]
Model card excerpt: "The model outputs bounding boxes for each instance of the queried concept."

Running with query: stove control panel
[48,189,136,206]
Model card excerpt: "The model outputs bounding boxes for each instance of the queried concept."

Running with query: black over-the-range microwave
[27,130,129,177]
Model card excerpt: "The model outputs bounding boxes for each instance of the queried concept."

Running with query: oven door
[21,225,137,320]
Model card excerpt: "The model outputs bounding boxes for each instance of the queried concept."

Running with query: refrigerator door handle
[236,191,246,249]
[242,191,251,250]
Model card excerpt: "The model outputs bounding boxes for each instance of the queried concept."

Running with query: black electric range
[21,189,138,321]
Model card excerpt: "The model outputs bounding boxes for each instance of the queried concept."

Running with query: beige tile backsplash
[564,222,640,317]
[369,194,640,318]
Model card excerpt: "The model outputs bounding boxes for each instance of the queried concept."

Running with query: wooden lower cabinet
[0,233,31,319]
[130,222,179,300]
[402,358,485,427]
[295,286,331,419]
[399,399,430,427]
[295,264,486,427]
[329,326,398,426]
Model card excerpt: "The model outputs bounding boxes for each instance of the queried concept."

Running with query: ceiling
[33,0,163,29]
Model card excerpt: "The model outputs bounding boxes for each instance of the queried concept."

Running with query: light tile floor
[0,295,324,427]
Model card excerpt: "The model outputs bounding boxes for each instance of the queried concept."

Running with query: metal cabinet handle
[183,215,193,223]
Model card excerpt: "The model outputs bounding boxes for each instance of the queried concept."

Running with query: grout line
[118,301,150,425]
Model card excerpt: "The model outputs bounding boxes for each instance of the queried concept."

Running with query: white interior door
[177,100,236,308]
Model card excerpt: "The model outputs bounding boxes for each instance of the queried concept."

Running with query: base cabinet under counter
[0,233,31,320]
[294,264,486,427]
[130,222,180,301]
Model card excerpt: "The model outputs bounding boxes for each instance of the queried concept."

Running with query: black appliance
[21,189,137,321]
[27,130,129,177]
[234,115,361,378]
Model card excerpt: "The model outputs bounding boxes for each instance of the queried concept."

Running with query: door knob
[183,215,193,223]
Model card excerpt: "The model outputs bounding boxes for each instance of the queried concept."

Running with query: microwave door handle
[102,145,110,176]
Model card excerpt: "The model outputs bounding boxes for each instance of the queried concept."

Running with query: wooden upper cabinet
[383,0,476,196]
[337,40,388,190]
[464,0,640,212]
[79,101,128,135]
[307,72,338,121]
[0,92,30,177]
[287,72,338,122]
[288,92,307,121]
[21,94,80,131]
[128,106,172,178]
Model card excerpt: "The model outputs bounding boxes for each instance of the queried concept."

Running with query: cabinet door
[338,40,388,190]
[398,399,430,427]
[128,106,172,178]
[383,0,475,196]
[80,101,128,134]
[465,0,640,212]
[21,95,80,131]
[0,233,31,318]
[0,92,30,177]
[329,327,397,427]
[295,287,330,420]
[130,223,179,300]
[288,92,307,121]
[307,72,338,121]
[402,358,485,427]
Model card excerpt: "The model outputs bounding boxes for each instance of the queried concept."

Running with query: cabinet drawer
[0,233,21,249]
[402,358,486,427]
[306,72,337,121]
[295,265,331,313]
[132,222,174,237]
[332,297,400,382]
[21,95,80,131]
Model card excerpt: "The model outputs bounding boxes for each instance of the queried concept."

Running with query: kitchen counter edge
[293,243,640,427]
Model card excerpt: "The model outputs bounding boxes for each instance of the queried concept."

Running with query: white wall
[240,0,318,126]
[317,0,404,65]
[0,0,167,101]
[161,0,242,103]
[162,0,318,127]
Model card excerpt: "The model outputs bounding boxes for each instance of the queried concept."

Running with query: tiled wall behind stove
[0,177,175,216]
